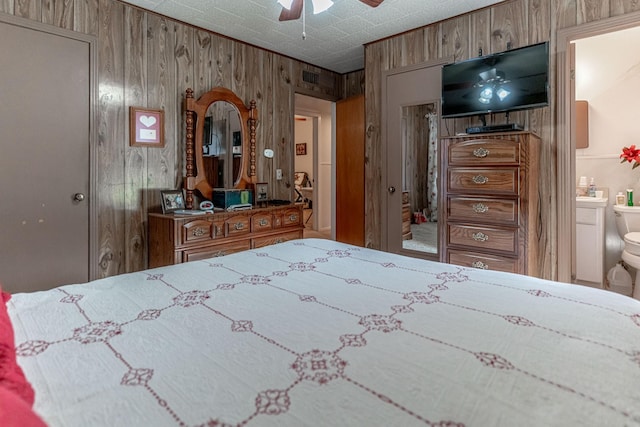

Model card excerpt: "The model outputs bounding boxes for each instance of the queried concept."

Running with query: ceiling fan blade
[359,0,384,7]
[279,0,303,21]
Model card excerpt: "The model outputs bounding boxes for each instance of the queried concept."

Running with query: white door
[0,17,92,293]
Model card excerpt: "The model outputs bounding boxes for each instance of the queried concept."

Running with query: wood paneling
[124,7,146,273]
[96,0,125,277]
[343,69,364,98]
[365,0,640,280]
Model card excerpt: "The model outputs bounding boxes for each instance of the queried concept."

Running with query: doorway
[0,15,96,293]
[557,11,640,284]
[294,94,333,239]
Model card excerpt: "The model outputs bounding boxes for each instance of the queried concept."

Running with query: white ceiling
[121,0,505,74]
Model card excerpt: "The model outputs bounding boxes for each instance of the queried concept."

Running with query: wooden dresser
[440,132,540,275]
[148,205,304,268]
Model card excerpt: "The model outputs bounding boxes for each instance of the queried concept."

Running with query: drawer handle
[192,227,205,236]
[258,219,268,226]
[472,175,489,185]
[289,214,298,222]
[472,203,489,213]
[472,232,489,242]
[234,222,245,230]
[472,261,489,269]
[473,148,490,158]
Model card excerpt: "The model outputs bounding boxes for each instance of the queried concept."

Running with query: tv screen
[441,42,549,119]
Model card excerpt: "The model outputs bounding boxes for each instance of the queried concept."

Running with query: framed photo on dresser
[160,190,185,214]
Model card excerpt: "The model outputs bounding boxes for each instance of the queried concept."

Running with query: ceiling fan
[278,0,384,22]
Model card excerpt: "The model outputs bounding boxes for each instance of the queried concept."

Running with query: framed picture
[160,190,185,214]
[130,106,165,147]
[296,143,307,156]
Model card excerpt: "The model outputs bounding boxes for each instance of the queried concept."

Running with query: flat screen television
[441,41,549,119]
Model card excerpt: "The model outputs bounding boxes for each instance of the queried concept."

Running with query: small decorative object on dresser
[440,131,540,276]
[160,190,186,214]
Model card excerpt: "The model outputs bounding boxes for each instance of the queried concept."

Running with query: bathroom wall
[575,25,640,279]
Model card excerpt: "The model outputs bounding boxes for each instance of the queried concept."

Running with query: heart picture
[139,115,157,128]
[130,107,164,147]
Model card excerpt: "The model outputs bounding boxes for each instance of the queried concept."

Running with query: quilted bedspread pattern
[8,239,640,426]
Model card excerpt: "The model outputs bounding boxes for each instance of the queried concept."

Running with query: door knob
[388,186,396,193]
[73,193,85,202]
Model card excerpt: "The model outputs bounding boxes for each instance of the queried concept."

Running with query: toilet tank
[612,205,640,238]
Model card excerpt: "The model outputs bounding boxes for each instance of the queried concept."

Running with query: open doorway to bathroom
[557,12,640,298]
[573,26,640,290]
[294,94,333,240]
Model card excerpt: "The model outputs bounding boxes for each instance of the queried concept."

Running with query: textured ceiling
[121,0,505,74]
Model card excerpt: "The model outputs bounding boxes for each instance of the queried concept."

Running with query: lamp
[311,0,333,14]
[278,0,293,9]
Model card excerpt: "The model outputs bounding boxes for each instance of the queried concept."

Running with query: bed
[3,238,640,426]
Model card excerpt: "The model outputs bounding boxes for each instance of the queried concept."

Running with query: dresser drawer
[252,230,302,249]
[448,249,519,274]
[448,139,520,165]
[182,219,213,244]
[212,220,225,238]
[282,208,302,227]
[448,168,519,195]
[251,213,273,232]
[225,215,251,236]
[182,240,251,262]
[448,224,517,254]
[448,197,518,225]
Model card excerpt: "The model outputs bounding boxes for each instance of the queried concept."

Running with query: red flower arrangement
[621,145,640,169]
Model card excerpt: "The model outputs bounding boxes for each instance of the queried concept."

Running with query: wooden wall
[364,0,640,280]
[0,0,345,278]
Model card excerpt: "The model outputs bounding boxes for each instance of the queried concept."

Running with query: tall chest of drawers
[440,132,540,276]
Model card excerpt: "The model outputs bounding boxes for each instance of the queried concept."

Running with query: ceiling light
[311,0,333,14]
[278,0,293,9]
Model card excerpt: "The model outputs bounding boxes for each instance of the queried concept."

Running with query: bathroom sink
[576,197,608,208]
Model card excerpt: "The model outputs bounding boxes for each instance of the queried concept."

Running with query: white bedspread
[8,239,640,426]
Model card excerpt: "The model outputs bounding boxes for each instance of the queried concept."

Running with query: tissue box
[212,189,253,209]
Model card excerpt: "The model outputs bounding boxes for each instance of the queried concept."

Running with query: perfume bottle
[588,178,596,197]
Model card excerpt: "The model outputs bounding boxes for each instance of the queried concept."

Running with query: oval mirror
[183,87,257,209]
[202,101,243,188]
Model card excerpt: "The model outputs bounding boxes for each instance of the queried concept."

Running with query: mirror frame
[183,87,257,209]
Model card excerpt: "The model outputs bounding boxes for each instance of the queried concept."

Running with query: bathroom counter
[576,196,608,208]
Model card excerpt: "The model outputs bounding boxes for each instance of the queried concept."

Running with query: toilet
[612,205,640,299]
